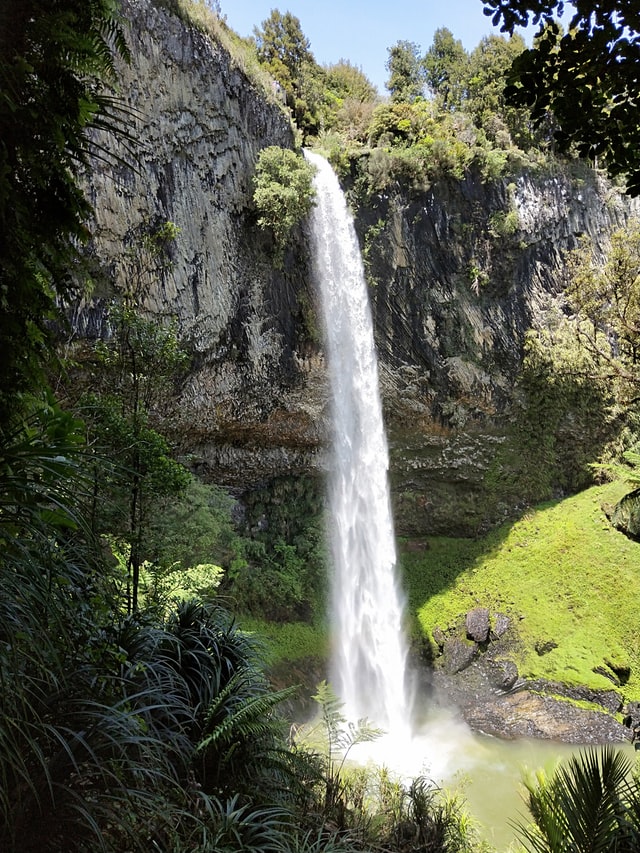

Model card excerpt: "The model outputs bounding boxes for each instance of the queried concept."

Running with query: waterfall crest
[305,150,412,733]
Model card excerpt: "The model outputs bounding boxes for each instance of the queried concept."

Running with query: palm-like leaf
[517,746,640,853]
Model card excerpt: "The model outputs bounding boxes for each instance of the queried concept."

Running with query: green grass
[400,482,640,698]
[238,616,328,664]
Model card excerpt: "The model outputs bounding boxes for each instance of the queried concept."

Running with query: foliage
[484,0,640,194]
[402,481,640,696]
[385,40,426,103]
[514,221,640,506]
[321,61,379,143]
[513,313,615,500]
[488,208,520,237]
[0,410,299,851]
[223,475,327,622]
[144,476,241,574]
[424,28,469,110]
[517,746,640,852]
[367,100,436,147]
[50,223,190,618]
[253,146,317,259]
[0,0,131,426]
[324,60,378,105]
[342,27,545,194]
[308,680,381,768]
[141,559,223,609]
[64,220,194,613]
[564,223,640,400]
[465,33,532,147]
[253,10,325,137]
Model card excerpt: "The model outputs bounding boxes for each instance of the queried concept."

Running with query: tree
[324,60,378,104]
[0,0,130,426]
[565,223,640,399]
[253,9,325,137]
[464,33,530,147]
[483,0,640,193]
[385,40,426,103]
[424,28,468,109]
[254,9,312,82]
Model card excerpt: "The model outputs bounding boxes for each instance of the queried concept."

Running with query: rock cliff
[353,170,638,533]
[82,0,639,536]
[82,0,325,488]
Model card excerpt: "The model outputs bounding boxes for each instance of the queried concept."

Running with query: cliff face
[83,1,639,535]
[353,171,638,533]
[82,0,325,487]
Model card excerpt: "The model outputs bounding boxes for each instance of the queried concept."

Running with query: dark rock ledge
[425,607,634,744]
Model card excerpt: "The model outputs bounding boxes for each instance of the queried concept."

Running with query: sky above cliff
[222,0,543,94]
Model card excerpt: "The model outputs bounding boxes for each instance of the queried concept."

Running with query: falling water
[302,154,626,848]
[305,150,411,734]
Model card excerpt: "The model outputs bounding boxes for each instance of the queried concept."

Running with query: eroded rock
[464,690,631,743]
[466,607,490,643]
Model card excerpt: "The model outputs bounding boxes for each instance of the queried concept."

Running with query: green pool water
[345,705,636,851]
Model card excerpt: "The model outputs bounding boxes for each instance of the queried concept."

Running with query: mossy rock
[610,487,640,541]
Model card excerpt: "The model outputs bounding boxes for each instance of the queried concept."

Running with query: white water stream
[303,153,631,850]
[305,150,412,735]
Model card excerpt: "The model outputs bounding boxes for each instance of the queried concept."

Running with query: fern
[517,746,640,853]
[311,679,382,766]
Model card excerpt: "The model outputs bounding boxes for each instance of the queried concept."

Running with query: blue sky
[221,0,543,93]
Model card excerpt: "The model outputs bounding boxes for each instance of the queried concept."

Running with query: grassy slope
[246,482,640,702]
[401,481,640,698]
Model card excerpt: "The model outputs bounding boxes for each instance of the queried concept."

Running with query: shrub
[253,146,317,257]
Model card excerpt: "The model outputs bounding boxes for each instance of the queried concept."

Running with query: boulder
[492,613,511,639]
[442,638,479,674]
[466,607,490,643]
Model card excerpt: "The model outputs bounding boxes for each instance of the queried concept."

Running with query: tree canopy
[385,40,426,103]
[483,0,640,194]
[424,28,468,109]
[253,9,325,136]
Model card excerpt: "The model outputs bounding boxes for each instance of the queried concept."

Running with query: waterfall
[305,151,412,734]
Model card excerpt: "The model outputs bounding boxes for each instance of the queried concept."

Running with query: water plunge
[302,153,636,850]
[305,151,412,735]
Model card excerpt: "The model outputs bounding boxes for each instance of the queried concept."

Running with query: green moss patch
[401,482,640,698]
[239,616,328,664]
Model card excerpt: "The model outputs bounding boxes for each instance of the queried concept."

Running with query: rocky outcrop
[81,0,327,488]
[81,0,640,534]
[462,689,631,743]
[427,606,632,743]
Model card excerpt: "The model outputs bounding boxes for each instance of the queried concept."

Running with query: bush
[252,146,317,256]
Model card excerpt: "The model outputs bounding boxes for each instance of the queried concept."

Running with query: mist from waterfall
[305,150,412,734]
